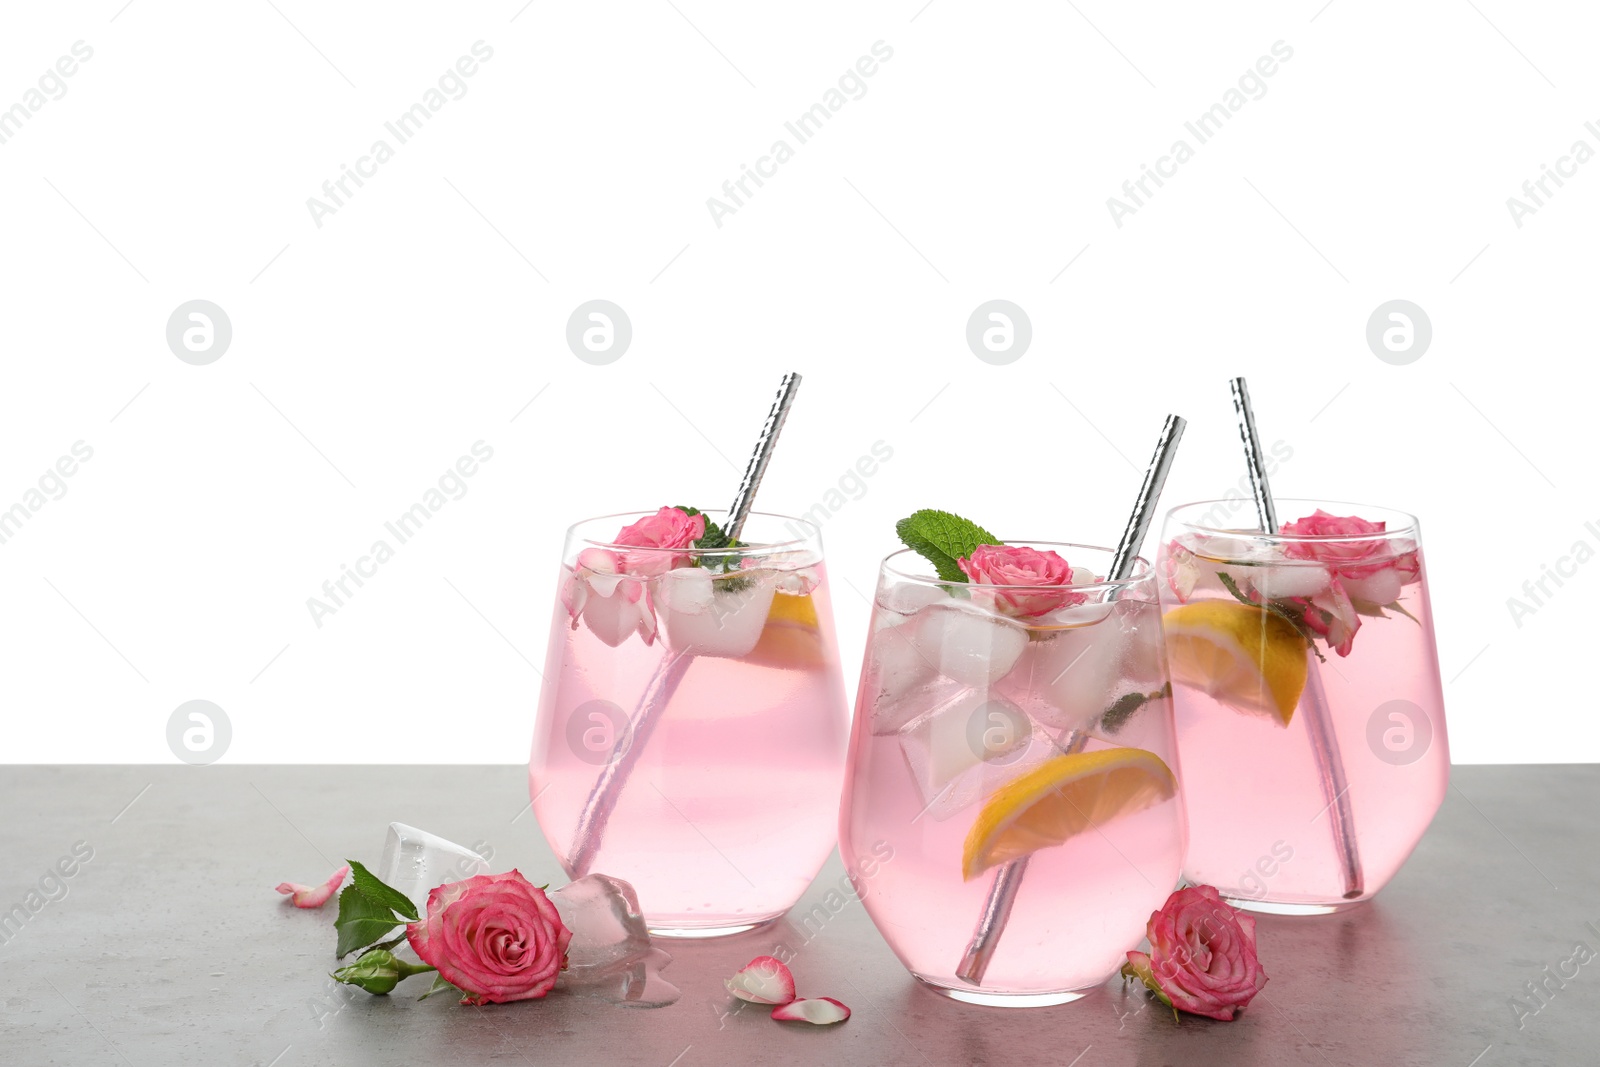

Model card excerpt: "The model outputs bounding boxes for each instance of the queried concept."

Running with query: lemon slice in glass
[1161,601,1307,725]
[961,748,1176,881]
[744,590,824,670]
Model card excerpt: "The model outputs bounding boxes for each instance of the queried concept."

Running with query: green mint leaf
[673,505,733,551]
[1099,682,1171,734]
[1099,692,1149,734]
[895,509,1000,583]
[675,504,747,575]
[333,884,403,959]
[347,859,419,922]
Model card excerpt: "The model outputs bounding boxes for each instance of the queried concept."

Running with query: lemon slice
[961,748,1176,881]
[1161,601,1307,725]
[744,591,825,670]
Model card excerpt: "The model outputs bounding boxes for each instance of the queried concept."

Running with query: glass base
[647,916,780,939]
[914,975,1090,1008]
[1222,895,1368,916]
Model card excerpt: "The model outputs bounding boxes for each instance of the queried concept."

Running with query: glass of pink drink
[1158,500,1448,914]
[530,511,849,937]
[839,545,1187,1006]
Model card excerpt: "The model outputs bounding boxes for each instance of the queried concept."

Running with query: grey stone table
[2,765,1594,1066]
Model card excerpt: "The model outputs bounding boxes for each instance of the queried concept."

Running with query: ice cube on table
[910,599,1028,689]
[377,822,491,914]
[657,568,777,658]
[897,691,1052,821]
[549,873,653,975]
[549,874,679,1007]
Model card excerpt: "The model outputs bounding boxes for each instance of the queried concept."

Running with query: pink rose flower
[1123,885,1267,1021]
[1279,510,1419,590]
[957,544,1087,618]
[564,548,658,647]
[406,869,573,1006]
[611,506,706,578]
[1296,580,1361,657]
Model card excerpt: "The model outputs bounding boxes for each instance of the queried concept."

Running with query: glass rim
[567,508,819,557]
[878,541,1153,592]
[1165,498,1420,543]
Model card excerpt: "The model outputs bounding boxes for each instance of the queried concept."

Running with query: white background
[0,1,1591,764]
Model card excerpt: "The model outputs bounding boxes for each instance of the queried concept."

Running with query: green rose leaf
[418,974,464,1002]
[333,884,403,959]
[346,859,419,922]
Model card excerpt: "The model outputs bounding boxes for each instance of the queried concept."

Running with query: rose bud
[331,950,434,995]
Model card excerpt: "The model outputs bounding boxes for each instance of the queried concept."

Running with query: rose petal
[274,864,349,909]
[725,956,796,1005]
[771,997,850,1024]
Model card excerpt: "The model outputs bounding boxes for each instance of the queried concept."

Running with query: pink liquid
[839,577,1186,1002]
[530,564,848,935]
[1164,556,1450,911]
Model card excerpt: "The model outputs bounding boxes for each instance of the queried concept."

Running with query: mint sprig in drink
[840,416,1190,1005]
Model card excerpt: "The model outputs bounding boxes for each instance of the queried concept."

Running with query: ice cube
[581,580,655,647]
[658,568,777,658]
[873,582,949,631]
[897,691,1053,820]
[548,873,654,976]
[1031,600,1115,630]
[995,601,1162,734]
[1243,561,1332,602]
[566,947,680,1008]
[778,569,819,596]
[549,874,680,1007]
[910,599,1028,689]
[376,822,491,914]
[865,619,963,734]
[1342,567,1402,607]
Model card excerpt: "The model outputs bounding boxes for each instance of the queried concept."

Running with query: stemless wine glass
[839,544,1186,1006]
[1157,500,1449,913]
[530,511,849,937]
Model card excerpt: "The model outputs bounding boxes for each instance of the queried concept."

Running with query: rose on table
[1121,885,1268,1021]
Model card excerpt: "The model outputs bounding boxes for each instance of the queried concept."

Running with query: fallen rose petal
[724,955,796,1005]
[275,864,349,908]
[771,997,851,1024]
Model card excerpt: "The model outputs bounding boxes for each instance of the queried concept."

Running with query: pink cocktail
[1158,500,1449,913]
[839,545,1187,1006]
[530,511,849,937]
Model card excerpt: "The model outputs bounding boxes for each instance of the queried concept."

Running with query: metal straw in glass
[567,373,802,877]
[1230,376,1363,899]
[956,413,1187,985]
